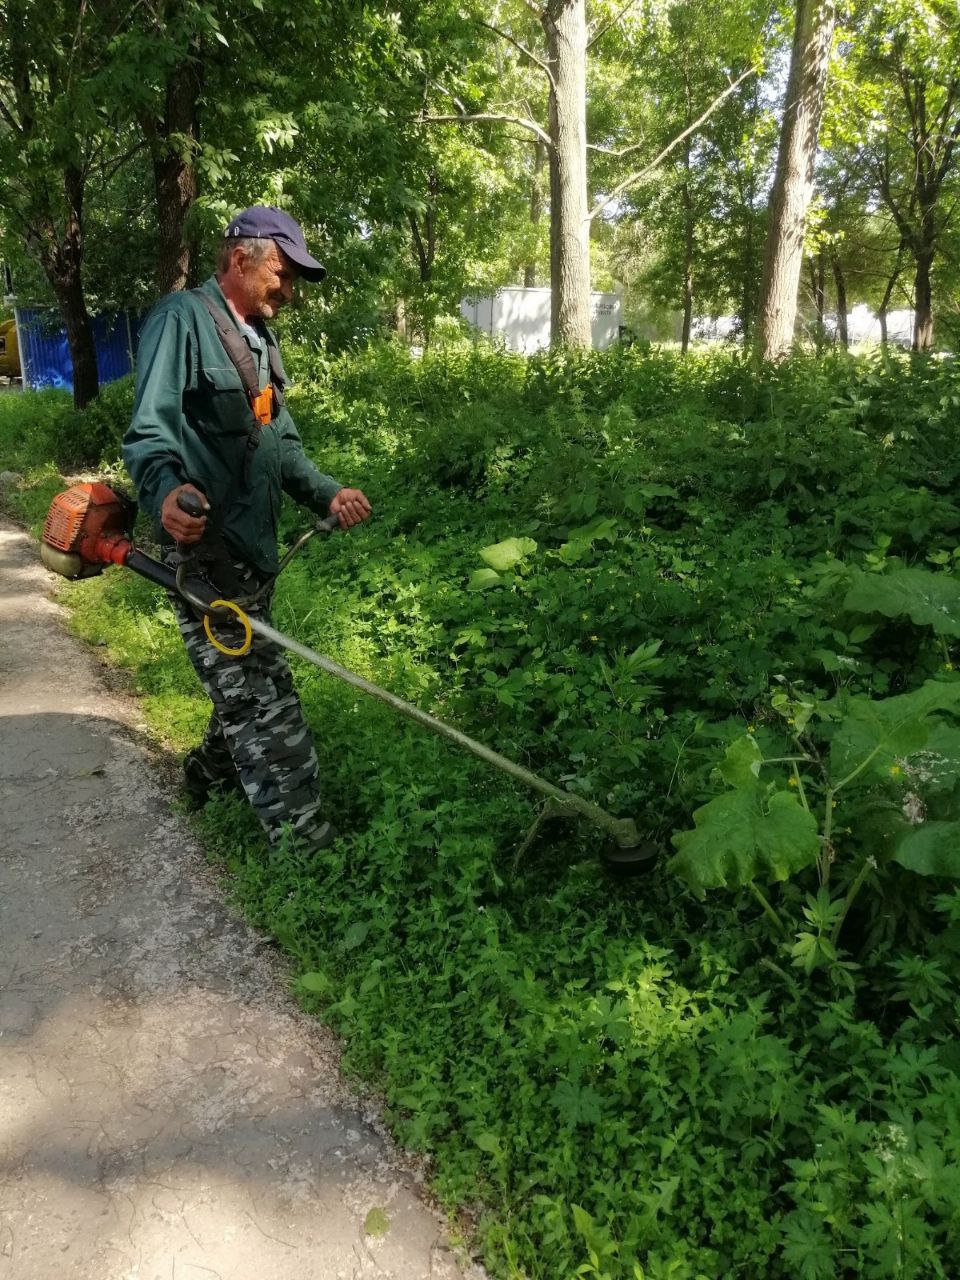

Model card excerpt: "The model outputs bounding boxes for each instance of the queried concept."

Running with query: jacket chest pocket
[194,364,255,437]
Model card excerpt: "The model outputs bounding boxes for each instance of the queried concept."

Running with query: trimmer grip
[316,511,341,534]
[177,489,207,519]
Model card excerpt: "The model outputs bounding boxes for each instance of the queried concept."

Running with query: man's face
[239,242,298,320]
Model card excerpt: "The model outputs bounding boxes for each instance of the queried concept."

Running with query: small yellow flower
[788,777,798,788]
[581,612,589,621]
[590,634,599,642]
[890,765,902,777]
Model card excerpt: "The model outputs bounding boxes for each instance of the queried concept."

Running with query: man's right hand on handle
[161,484,210,544]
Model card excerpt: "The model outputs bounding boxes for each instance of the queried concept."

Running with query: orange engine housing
[42,482,134,570]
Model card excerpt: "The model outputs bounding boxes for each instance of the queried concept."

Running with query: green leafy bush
[8,345,960,1279]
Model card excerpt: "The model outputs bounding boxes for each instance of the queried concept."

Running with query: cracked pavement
[0,519,483,1280]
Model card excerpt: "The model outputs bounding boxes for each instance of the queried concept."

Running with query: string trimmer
[40,482,658,873]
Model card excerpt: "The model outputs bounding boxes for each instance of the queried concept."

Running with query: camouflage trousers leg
[169,569,330,848]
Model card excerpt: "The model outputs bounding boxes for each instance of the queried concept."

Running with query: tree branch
[587,66,756,221]
[101,138,149,185]
[588,131,649,158]
[418,111,552,150]
[479,20,554,89]
[65,0,89,94]
[0,94,23,135]
[587,0,641,51]
[408,210,429,280]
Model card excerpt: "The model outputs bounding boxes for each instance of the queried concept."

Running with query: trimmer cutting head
[601,836,660,876]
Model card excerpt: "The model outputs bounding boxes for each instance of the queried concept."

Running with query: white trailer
[460,287,622,353]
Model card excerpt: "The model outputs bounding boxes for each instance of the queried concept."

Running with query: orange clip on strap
[251,384,273,425]
[203,599,252,657]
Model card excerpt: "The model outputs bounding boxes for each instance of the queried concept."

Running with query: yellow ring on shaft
[203,599,252,657]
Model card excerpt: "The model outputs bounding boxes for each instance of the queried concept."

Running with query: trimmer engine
[41,482,136,579]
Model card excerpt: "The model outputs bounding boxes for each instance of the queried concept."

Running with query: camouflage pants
[167,555,330,847]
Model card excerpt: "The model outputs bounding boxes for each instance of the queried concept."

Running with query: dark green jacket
[122,275,341,575]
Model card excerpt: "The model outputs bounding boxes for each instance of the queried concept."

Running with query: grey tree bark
[756,0,837,361]
[542,0,591,349]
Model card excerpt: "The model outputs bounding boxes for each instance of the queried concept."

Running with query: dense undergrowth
[3,343,960,1278]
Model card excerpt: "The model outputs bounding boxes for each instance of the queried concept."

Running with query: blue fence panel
[16,308,136,393]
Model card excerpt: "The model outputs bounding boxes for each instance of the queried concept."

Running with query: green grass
[4,344,960,1279]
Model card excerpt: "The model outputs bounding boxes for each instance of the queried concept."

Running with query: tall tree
[614,0,771,349]
[858,0,960,349]
[756,0,837,361]
[0,0,130,406]
[421,0,756,348]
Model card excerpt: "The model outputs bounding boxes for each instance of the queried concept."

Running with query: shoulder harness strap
[191,291,262,403]
[191,289,282,485]
[191,290,286,415]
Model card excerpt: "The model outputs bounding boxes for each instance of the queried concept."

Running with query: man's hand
[160,484,210,543]
[329,487,372,529]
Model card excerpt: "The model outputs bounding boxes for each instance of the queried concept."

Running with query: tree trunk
[831,252,848,348]
[680,184,694,355]
[679,131,694,355]
[877,238,905,347]
[542,0,591,349]
[756,0,837,361]
[740,200,757,344]
[7,8,96,406]
[913,218,935,349]
[38,165,99,410]
[810,249,826,351]
[409,171,439,292]
[524,141,547,288]
[53,272,99,411]
[145,56,203,295]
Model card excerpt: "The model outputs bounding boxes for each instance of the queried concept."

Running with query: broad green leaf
[558,517,618,564]
[343,921,370,950]
[910,724,960,794]
[475,1132,502,1155]
[571,1204,596,1240]
[893,822,960,877]
[669,785,820,892]
[719,735,763,787]
[570,516,618,543]
[298,971,331,993]
[479,537,537,571]
[827,681,960,784]
[468,568,503,591]
[363,1208,389,1237]
[551,1080,604,1125]
[844,568,960,636]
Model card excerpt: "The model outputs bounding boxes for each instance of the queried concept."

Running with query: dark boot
[182,749,244,809]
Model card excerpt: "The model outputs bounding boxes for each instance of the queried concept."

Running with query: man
[123,205,370,851]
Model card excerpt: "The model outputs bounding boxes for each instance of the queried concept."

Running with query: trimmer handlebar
[177,488,340,537]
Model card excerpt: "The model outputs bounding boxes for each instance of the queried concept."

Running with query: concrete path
[0,519,480,1280]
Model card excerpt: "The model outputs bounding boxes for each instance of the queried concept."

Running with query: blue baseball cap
[224,205,326,281]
